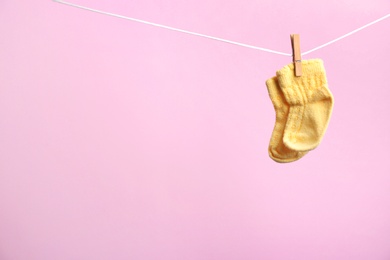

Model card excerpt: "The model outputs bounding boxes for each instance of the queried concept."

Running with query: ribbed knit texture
[276,59,334,152]
[266,77,308,163]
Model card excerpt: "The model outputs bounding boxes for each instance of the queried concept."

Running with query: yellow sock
[266,77,308,163]
[276,59,334,152]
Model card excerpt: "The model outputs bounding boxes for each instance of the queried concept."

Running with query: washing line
[53,0,390,56]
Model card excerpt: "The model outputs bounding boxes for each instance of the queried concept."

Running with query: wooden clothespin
[290,34,302,77]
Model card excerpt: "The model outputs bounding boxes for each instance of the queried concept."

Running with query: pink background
[1,0,390,259]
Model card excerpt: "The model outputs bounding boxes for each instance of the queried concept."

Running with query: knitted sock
[266,77,308,163]
[276,59,334,152]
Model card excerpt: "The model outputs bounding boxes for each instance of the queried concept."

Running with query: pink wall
[1,0,390,259]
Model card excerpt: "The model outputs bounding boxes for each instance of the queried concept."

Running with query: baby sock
[266,77,308,163]
[276,59,334,152]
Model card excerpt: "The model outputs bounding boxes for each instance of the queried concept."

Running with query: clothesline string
[53,0,390,57]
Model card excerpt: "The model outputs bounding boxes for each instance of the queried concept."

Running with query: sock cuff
[276,59,329,105]
[266,77,284,110]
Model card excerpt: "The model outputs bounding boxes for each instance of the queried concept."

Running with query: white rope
[302,13,390,55]
[52,0,291,56]
[53,0,390,57]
